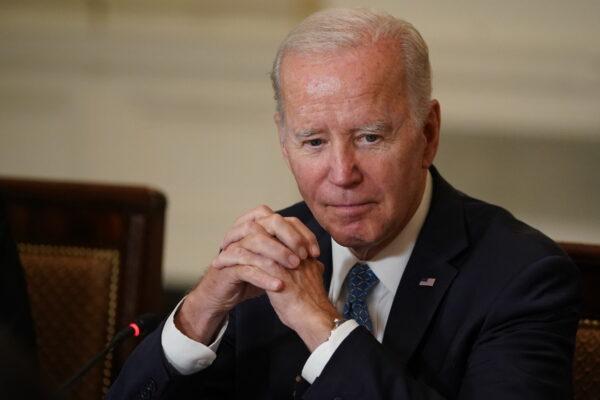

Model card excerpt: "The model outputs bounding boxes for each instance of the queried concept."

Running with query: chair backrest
[0,177,166,400]
[559,242,600,400]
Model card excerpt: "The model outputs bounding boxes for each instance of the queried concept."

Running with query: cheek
[288,158,322,198]
[364,155,401,189]
[368,156,415,206]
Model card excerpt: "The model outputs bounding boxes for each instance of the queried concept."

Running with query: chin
[327,224,378,249]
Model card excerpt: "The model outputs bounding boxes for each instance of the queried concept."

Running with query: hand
[175,205,320,345]
[262,258,341,352]
[216,205,320,268]
[176,261,283,345]
[214,206,333,350]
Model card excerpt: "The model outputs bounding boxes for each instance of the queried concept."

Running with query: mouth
[326,202,375,217]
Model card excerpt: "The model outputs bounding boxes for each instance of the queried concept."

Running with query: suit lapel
[382,251,458,366]
[382,168,468,366]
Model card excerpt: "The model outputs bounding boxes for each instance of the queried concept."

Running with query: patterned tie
[343,263,379,332]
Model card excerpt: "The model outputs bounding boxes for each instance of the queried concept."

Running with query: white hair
[270,8,432,125]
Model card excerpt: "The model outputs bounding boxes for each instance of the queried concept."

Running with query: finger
[232,265,283,292]
[240,232,301,269]
[213,246,286,276]
[256,214,312,260]
[220,221,270,252]
[284,217,320,257]
[233,205,274,227]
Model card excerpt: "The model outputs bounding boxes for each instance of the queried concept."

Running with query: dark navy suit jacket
[108,169,581,399]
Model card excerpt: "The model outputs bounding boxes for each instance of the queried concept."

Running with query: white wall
[1,1,598,287]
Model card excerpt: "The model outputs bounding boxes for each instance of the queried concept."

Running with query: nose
[328,142,363,187]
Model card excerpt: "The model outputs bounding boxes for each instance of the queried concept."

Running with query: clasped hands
[176,206,340,352]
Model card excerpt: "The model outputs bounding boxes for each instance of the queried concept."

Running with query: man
[109,8,581,399]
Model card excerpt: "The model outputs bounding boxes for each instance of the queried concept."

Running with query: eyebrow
[354,121,392,135]
[293,129,321,138]
[292,121,392,139]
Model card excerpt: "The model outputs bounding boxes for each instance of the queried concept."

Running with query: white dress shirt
[162,172,433,382]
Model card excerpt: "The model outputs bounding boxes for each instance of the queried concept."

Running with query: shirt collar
[329,171,433,301]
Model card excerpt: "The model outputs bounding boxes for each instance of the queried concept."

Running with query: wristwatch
[329,317,347,340]
[332,317,346,330]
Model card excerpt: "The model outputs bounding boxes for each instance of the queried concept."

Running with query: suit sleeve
[107,314,238,399]
[302,255,581,400]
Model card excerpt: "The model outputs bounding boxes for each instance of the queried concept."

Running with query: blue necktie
[343,263,379,332]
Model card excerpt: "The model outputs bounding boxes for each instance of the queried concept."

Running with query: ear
[274,112,291,168]
[421,99,441,169]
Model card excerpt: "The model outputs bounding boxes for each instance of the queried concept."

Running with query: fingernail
[310,244,320,257]
[288,254,300,267]
[298,247,308,259]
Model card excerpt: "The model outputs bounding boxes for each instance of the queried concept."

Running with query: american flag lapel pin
[419,277,436,287]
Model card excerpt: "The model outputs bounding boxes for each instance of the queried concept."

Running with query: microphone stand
[57,314,158,397]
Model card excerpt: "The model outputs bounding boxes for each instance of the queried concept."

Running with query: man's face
[277,41,439,259]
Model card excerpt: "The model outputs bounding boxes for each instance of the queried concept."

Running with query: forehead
[279,40,406,112]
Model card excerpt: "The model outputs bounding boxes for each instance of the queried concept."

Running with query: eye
[358,134,381,144]
[307,138,324,147]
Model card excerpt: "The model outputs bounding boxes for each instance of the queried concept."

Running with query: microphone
[58,313,159,396]
[109,313,160,346]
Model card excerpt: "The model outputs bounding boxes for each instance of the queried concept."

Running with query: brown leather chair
[0,177,166,400]
[559,242,600,400]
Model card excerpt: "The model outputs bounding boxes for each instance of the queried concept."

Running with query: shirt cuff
[301,319,359,384]
[161,299,228,375]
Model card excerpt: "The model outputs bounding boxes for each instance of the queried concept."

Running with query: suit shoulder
[460,194,571,269]
[450,193,581,322]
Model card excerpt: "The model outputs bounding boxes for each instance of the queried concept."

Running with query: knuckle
[248,221,264,234]
[286,216,301,225]
[289,236,304,249]
[287,236,304,252]
[270,213,284,224]
[212,252,225,264]
[257,204,273,215]
[243,220,255,232]
[243,222,263,238]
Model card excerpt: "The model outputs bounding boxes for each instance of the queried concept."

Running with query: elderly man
[109,8,580,399]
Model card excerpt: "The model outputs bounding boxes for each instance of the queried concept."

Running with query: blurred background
[1,0,599,295]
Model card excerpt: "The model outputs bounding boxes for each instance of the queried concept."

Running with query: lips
[326,202,375,217]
